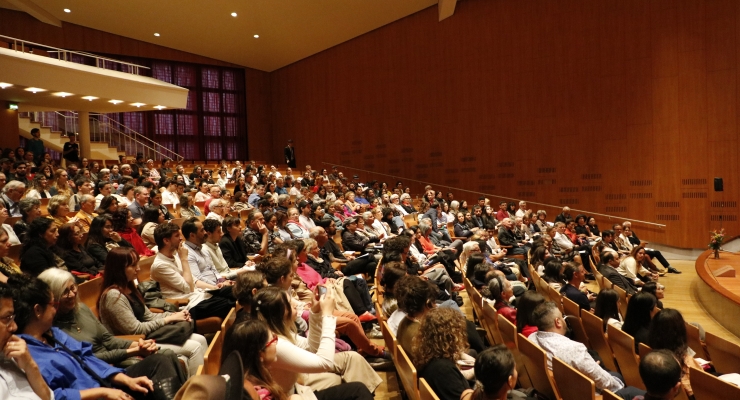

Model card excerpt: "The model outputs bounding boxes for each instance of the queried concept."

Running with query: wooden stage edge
[694,249,740,338]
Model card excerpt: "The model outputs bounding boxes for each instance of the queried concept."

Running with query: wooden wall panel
[269,0,739,248]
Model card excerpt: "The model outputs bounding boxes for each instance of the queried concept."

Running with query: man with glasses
[0,282,53,400]
[0,181,25,217]
[203,185,221,215]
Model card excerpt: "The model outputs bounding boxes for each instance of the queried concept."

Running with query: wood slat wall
[267,0,740,248]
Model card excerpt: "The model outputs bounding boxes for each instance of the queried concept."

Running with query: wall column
[77,111,91,159]
[0,108,20,149]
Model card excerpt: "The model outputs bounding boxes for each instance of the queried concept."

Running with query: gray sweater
[99,288,172,336]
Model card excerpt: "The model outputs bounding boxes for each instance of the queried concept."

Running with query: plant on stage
[709,229,725,251]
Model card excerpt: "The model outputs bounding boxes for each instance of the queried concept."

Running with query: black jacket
[497,227,521,248]
[219,235,248,268]
[598,264,639,295]
[20,242,59,277]
[341,230,379,252]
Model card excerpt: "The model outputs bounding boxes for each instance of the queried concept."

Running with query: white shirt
[2,225,20,245]
[205,212,224,223]
[554,232,574,250]
[619,234,634,251]
[515,208,526,218]
[0,355,52,400]
[529,331,624,392]
[289,187,301,197]
[203,241,234,278]
[299,215,316,230]
[393,203,408,216]
[150,251,210,310]
[24,189,50,200]
[194,192,210,203]
[161,189,180,205]
[387,309,407,336]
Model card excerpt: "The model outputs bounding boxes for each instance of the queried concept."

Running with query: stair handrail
[91,114,184,162]
[1,34,148,75]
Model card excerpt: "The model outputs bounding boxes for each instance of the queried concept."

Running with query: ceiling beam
[438,0,457,21]
[5,0,61,27]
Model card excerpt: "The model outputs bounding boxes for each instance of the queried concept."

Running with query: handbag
[146,320,195,345]
[138,280,178,312]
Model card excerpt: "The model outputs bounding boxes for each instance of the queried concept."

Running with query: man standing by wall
[62,132,80,167]
[284,139,296,168]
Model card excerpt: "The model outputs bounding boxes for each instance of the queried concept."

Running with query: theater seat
[195,316,223,334]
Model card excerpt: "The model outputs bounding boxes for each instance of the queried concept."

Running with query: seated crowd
[0,149,726,400]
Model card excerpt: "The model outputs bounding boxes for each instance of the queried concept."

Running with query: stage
[694,250,740,339]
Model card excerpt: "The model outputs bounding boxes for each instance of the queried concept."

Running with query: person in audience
[598,251,639,294]
[516,291,546,337]
[548,223,580,264]
[202,218,243,280]
[139,206,164,250]
[118,183,135,208]
[13,198,40,242]
[148,189,173,221]
[178,194,201,219]
[98,195,121,216]
[414,307,473,400]
[462,345,537,400]
[242,210,270,256]
[193,181,210,203]
[127,186,150,222]
[0,203,18,247]
[206,198,228,222]
[396,275,438,352]
[341,216,380,253]
[86,214,134,265]
[622,221,680,274]
[541,259,564,290]
[454,211,479,238]
[594,289,622,330]
[150,222,233,321]
[284,207,309,239]
[251,286,380,398]
[20,218,63,277]
[647,309,700,397]
[11,274,183,400]
[203,185,222,215]
[54,222,103,276]
[47,194,76,228]
[619,245,658,284]
[497,218,529,256]
[622,292,660,352]
[98,247,207,376]
[221,319,302,400]
[94,181,114,210]
[641,281,665,309]
[0,281,53,400]
[24,174,51,200]
[181,218,235,292]
[75,193,97,233]
[483,275,517,324]
[637,350,684,400]
[528,302,642,396]
[49,169,71,197]
[220,216,249,268]
[232,191,250,212]
[112,208,155,257]
[560,263,595,312]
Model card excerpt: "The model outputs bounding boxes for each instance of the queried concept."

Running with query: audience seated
[638,350,684,400]
[515,291,545,337]
[560,263,595,312]
[622,292,660,352]
[594,289,623,330]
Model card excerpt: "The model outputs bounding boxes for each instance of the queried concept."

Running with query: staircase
[18,112,183,165]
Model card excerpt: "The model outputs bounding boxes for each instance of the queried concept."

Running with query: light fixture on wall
[7,103,18,110]
[254,34,259,38]
[0,83,12,89]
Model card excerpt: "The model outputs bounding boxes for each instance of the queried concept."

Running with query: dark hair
[516,291,546,333]
[647,309,688,366]
[531,246,547,267]
[642,282,659,298]
[109,209,131,232]
[100,247,144,306]
[622,292,657,338]
[153,222,181,249]
[473,263,492,283]
[97,195,118,214]
[600,251,616,265]
[562,263,578,281]
[53,223,79,255]
[222,216,241,232]
[8,274,51,333]
[542,259,563,285]
[474,345,516,397]
[256,257,292,285]
[466,253,486,279]
[21,217,54,255]
[87,215,112,246]
[202,218,222,234]
[380,261,407,296]
[232,270,266,307]
[139,207,162,234]
[639,349,682,396]
[396,275,437,317]
[594,289,621,330]
[601,229,614,238]
[222,320,286,400]
[251,286,294,340]
[181,217,200,241]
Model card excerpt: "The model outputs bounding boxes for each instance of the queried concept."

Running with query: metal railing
[322,162,667,228]
[1,34,148,74]
[20,111,183,162]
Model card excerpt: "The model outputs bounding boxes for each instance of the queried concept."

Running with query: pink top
[296,262,324,290]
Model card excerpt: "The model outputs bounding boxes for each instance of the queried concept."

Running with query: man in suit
[598,251,639,295]
[284,139,296,168]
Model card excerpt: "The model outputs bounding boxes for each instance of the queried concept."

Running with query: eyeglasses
[62,285,78,297]
[263,335,278,350]
[0,314,15,327]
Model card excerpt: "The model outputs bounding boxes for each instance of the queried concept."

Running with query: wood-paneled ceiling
[0,0,439,71]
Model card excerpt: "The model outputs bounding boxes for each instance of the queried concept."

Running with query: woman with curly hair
[413,307,473,400]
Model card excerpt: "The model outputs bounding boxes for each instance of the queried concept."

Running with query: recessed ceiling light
[0,83,12,89]
[63,8,71,13]
[154,105,167,110]
[25,87,45,93]
[54,92,73,97]
[154,33,160,37]
[109,100,123,105]
[82,96,98,101]
[131,102,146,107]
[253,34,259,38]
[231,12,237,17]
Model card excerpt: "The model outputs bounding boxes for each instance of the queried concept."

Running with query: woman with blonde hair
[47,194,77,228]
[50,168,72,196]
[413,307,473,400]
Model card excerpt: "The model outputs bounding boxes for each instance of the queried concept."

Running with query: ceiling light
[154,33,160,37]
[0,83,12,89]
[54,92,73,97]
[231,12,237,17]
[154,105,166,110]
[25,87,45,93]
[63,8,71,13]
[131,102,145,107]
[82,96,98,101]
[109,100,123,105]
[254,34,259,38]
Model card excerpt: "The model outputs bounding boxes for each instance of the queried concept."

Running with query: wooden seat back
[580,311,618,372]
[638,342,652,359]
[517,334,560,400]
[706,331,740,374]
[137,255,155,282]
[221,307,237,333]
[419,378,440,400]
[203,330,224,375]
[396,345,420,400]
[690,366,740,399]
[607,324,645,390]
[481,301,503,346]
[562,295,581,317]
[685,322,708,361]
[497,313,532,389]
[612,284,628,318]
[78,277,104,318]
[552,356,596,400]
[564,314,590,348]
[380,320,397,360]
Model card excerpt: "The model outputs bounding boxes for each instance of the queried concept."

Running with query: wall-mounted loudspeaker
[714,177,723,192]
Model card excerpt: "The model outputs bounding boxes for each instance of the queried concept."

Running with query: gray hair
[38,268,77,311]
[18,198,40,216]
[400,193,411,201]
[79,194,95,204]
[133,186,148,196]
[277,194,290,205]
[3,180,25,194]
[418,221,432,234]
[48,194,70,216]
[532,301,561,331]
[362,211,373,219]
[450,200,459,210]
[519,200,526,206]
[308,227,323,239]
[303,238,318,253]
